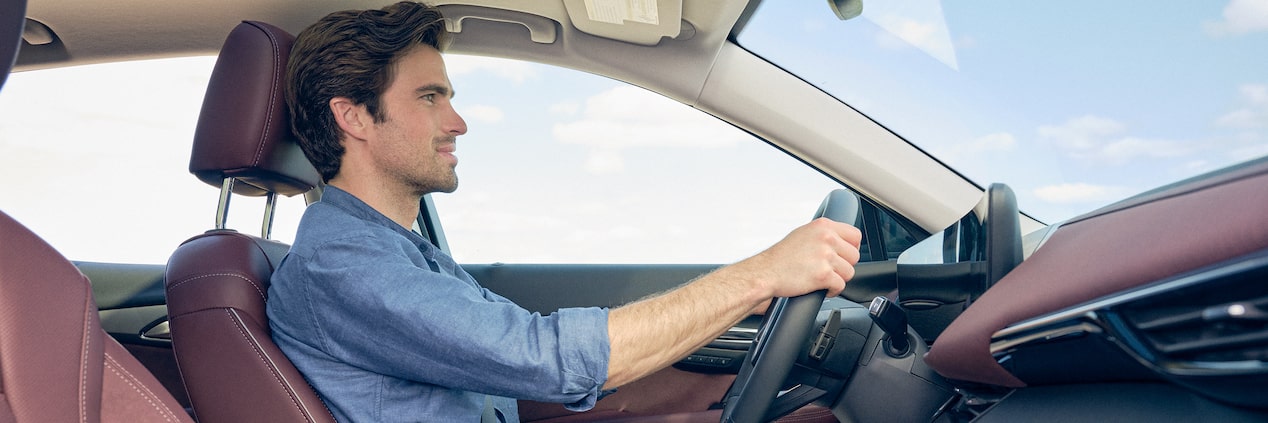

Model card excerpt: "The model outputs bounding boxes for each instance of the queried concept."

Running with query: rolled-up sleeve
[553,307,611,410]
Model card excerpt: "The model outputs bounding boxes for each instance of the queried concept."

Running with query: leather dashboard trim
[924,157,1268,387]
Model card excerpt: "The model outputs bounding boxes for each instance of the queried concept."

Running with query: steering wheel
[720,189,861,423]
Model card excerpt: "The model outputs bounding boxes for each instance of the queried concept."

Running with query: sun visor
[563,0,682,46]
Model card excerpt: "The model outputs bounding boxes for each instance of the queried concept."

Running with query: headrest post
[261,191,276,239]
[216,178,235,230]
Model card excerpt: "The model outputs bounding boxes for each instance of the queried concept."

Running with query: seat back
[163,20,332,423]
[1,3,189,421]
[0,211,194,423]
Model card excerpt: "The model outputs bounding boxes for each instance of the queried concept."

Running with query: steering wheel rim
[720,189,861,423]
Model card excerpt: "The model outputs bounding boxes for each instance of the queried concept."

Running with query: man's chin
[419,179,458,195]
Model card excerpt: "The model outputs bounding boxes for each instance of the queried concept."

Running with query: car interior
[3,0,1268,422]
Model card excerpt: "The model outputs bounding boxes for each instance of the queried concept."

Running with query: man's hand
[738,217,862,300]
[604,218,861,389]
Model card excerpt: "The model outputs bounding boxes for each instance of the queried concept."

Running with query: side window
[857,201,925,262]
[877,207,921,260]
[0,57,306,264]
[433,56,916,264]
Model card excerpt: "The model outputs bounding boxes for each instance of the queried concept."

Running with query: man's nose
[447,106,468,136]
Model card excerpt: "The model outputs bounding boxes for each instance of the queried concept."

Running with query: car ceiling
[15,0,1009,233]
[17,0,723,71]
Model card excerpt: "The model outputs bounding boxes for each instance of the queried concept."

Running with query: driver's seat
[163,20,332,423]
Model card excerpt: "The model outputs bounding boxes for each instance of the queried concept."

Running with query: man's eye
[421,94,436,102]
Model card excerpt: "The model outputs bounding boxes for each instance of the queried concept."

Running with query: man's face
[369,45,468,195]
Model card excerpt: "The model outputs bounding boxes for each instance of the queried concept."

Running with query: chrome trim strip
[708,339,755,350]
[989,320,1101,356]
[1030,222,1061,254]
[140,320,172,341]
[993,252,1268,340]
[1163,359,1268,374]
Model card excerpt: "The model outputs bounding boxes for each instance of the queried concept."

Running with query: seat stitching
[248,21,281,166]
[167,272,265,301]
[79,287,93,423]
[227,308,316,421]
[103,352,180,423]
[167,329,197,420]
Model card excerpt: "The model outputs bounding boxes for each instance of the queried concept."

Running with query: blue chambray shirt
[267,186,612,422]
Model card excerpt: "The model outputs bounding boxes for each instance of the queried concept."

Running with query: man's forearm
[601,218,860,390]
[603,263,770,389]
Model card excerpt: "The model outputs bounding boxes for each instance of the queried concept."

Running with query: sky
[742,1,1268,221]
[2,1,1265,264]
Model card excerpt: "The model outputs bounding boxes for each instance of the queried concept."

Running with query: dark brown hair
[286,1,450,182]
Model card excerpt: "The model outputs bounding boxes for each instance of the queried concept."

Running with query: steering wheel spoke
[720,189,861,423]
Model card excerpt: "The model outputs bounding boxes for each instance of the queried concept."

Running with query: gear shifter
[868,296,910,357]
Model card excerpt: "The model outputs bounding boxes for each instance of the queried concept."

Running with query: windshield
[738,1,1268,223]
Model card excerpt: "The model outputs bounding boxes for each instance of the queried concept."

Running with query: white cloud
[445,55,539,84]
[1217,109,1262,128]
[965,132,1016,152]
[549,101,580,116]
[1033,183,1130,205]
[1231,142,1268,161]
[552,85,748,174]
[460,104,504,123]
[1204,0,1268,36]
[935,132,1016,165]
[1037,115,1124,151]
[864,0,959,69]
[1243,83,1268,103]
[583,149,625,174]
[1216,83,1268,129]
[1099,136,1190,160]
[1037,115,1191,163]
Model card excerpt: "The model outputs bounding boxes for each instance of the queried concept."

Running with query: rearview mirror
[828,0,863,21]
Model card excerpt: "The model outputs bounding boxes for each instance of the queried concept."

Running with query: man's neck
[327,179,422,230]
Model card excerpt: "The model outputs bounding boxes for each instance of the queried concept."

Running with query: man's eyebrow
[416,84,454,98]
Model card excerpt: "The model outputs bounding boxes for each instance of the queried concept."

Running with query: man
[268,2,861,421]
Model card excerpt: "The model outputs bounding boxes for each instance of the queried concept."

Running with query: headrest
[189,21,319,197]
[0,0,26,90]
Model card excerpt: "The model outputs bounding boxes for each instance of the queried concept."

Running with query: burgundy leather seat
[163,21,331,423]
[0,2,190,421]
[0,212,195,423]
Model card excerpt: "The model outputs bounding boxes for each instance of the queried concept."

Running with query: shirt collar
[319,185,433,251]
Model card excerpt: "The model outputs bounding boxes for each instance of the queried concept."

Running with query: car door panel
[469,261,896,314]
[466,263,722,312]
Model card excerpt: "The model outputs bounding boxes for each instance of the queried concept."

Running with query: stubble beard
[413,135,459,195]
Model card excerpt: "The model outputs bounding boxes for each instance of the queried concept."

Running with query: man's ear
[329,97,372,141]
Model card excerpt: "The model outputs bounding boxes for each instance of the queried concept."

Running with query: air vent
[1128,298,1268,363]
[1119,255,1268,367]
